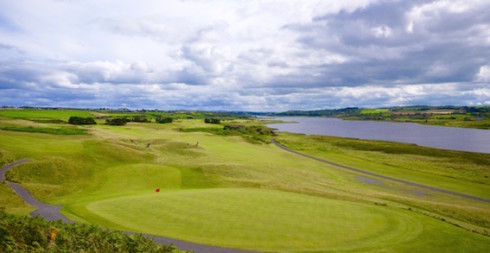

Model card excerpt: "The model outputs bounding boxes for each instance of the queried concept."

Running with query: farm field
[1,109,489,252]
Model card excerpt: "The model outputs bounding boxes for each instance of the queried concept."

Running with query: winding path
[0,160,256,253]
[1,159,73,223]
[272,139,490,204]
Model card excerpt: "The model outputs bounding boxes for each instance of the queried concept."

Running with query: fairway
[87,188,422,251]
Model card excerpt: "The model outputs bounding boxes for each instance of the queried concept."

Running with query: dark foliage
[0,210,188,253]
[68,117,96,125]
[157,117,173,124]
[106,118,128,126]
[204,118,221,124]
[130,116,151,123]
[0,126,87,135]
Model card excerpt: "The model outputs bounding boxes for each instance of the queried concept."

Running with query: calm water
[267,117,490,154]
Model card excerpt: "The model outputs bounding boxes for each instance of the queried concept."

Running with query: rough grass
[275,133,490,231]
[276,134,490,196]
[0,149,16,167]
[0,183,34,215]
[0,109,94,120]
[0,126,87,135]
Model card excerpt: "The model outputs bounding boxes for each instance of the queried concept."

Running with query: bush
[157,117,173,124]
[106,118,128,126]
[204,118,220,124]
[224,125,276,136]
[0,210,187,253]
[223,125,246,131]
[131,116,151,123]
[68,116,96,125]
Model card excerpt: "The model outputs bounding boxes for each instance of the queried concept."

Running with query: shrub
[204,118,220,124]
[68,116,96,125]
[0,210,187,253]
[157,117,173,124]
[106,118,128,126]
[131,116,151,123]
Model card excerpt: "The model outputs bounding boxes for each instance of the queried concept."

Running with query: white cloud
[476,65,490,82]
[372,25,392,38]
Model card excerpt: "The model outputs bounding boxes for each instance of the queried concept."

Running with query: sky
[0,0,489,111]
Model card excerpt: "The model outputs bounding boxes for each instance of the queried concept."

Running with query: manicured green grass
[0,114,489,252]
[86,188,419,251]
[86,188,489,252]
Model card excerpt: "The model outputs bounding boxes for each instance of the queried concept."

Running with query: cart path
[271,139,490,204]
[1,158,74,223]
[1,159,257,253]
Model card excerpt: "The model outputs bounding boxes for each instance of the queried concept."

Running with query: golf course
[0,109,489,252]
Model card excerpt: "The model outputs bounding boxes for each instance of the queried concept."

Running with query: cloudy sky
[1,0,489,111]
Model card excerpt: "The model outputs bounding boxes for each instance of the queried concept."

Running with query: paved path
[1,160,257,253]
[271,140,490,204]
[1,159,72,222]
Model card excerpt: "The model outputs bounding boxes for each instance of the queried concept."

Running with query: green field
[0,109,94,120]
[1,109,489,252]
[360,108,390,115]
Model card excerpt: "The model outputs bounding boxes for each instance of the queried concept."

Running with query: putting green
[86,188,422,251]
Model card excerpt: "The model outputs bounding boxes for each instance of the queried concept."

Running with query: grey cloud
[280,0,490,88]
[1,0,489,111]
